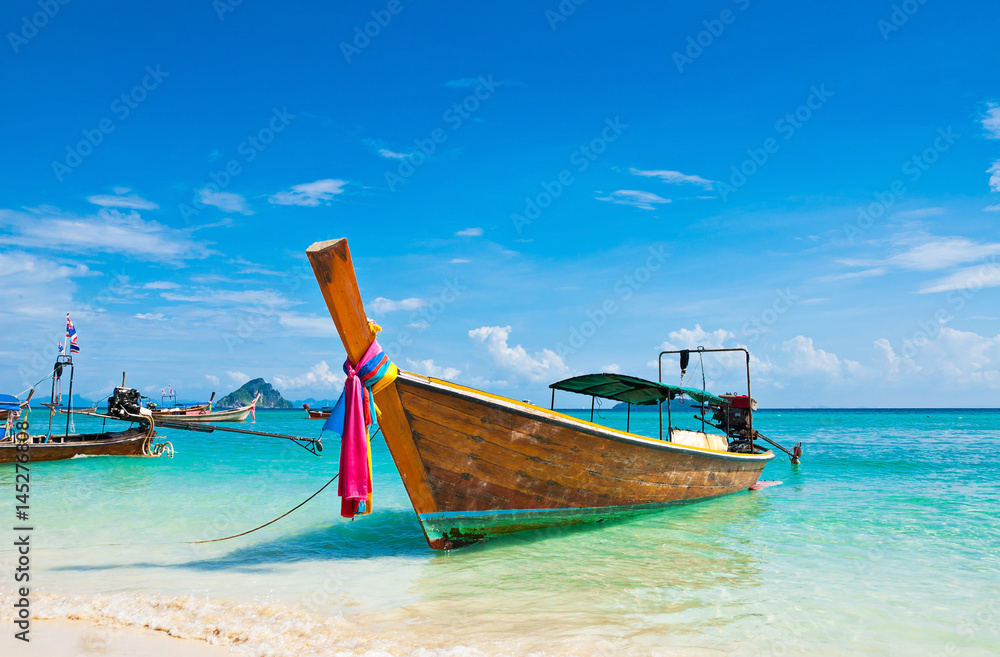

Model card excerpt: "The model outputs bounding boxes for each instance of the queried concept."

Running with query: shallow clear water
[1,408,998,655]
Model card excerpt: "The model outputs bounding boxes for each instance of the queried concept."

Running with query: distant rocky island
[216,378,293,409]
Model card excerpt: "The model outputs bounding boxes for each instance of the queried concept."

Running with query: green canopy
[549,373,728,406]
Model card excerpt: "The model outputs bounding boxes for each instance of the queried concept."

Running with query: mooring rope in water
[183,474,339,544]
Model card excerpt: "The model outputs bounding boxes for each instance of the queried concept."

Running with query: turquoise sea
[1,408,998,656]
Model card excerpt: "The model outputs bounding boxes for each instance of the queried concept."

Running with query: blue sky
[1,0,999,407]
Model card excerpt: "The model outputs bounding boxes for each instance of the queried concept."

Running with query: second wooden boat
[151,394,260,423]
[307,238,776,550]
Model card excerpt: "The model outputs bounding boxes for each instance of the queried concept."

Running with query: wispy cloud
[449,258,471,264]
[269,179,349,207]
[918,261,1000,293]
[135,312,165,320]
[0,207,211,262]
[595,190,671,210]
[841,236,1000,272]
[364,138,414,160]
[87,190,159,210]
[198,188,253,214]
[629,168,714,189]
[988,160,1000,192]
[370,297,427,313]
[985,203,1000,212]
[982,102,1000,139]
[455,227,483,237]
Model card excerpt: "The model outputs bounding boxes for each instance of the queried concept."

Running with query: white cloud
[143,281,180,290]
[449,258,471,264]
[888,328,1000,389]
[405,358,461,379]
[0,207,211,262]
[988,161,1000,192]
[659,325,733,351]
[781,336,864,380]
[272,361,344,391]
[370,297,426,313]
[874,338,920,379]
[226,371,251,387]
[407,321,431,330]
[205,374,220,386]
[602,363,621,373]
[198,188,253,214]
[595,190,671,210]
[455,227,483,237]
[276,311,336,337]
[628,168,714,189]
[468,325,568,382]
[985,204,1000,212]
[983,102,1000,139]
[377,148,412,159]
[87,192,159,210]
[269,179,349,207]
[918,260,1000,293]
[134,313,165,320]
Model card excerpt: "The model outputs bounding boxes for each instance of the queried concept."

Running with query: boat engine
[107,387,151,420]
[711,394,759,452]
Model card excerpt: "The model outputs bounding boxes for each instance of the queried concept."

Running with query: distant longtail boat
[307,238,783,550]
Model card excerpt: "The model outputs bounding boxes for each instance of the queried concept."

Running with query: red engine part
[720,394,757,410]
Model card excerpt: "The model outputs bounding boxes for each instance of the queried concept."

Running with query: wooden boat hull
[151,406,252,423]
[307,410,330,419]
[395,372,773,549]
[0,428,153,463]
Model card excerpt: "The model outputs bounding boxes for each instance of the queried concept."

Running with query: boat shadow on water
[51,489,773,576]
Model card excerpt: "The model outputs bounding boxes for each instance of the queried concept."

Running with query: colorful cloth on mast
[323,333,398,519]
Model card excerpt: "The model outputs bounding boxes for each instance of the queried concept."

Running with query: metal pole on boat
[666,395,673,441]
[626,403,630,433]
[590,396,595,422]
[64,360,74,439]
[550,388,555,410]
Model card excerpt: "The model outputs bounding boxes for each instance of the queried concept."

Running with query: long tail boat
[1,381,170,464]
[307,238,778,550]
[149,395,258,423]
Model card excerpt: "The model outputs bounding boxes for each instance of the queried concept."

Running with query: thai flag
[70,334,80,353]
[66,315,77,338]
[58,342,64,354]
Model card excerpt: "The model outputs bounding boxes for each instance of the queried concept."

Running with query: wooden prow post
[306,238,438,517]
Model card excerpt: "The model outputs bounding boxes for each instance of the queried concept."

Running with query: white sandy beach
[0,620,228,656]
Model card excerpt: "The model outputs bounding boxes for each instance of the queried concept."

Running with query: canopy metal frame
[657,346,752,444]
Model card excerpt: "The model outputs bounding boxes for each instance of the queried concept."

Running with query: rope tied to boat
[322,320,398,519]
